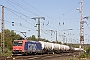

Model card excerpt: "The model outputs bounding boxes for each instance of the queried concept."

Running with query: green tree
[4,29,12,50]
[85,45,90,57]
[27,35,37,41]
[10,30,22,41]
[27,35,50,42]
[0,29,22,50]
[39,38,50,42]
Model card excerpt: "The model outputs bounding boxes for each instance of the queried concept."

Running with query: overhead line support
[1,5,4,54]
[77,0,84,48]
[31,17,45,41]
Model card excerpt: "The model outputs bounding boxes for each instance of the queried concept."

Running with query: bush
[84,45,90,58]
[79,53,86,58]
[0,48,12,56]
[70,58,76,60]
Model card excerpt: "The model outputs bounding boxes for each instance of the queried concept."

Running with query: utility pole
[46,30,58,43]
[56,31,58,43]
[77,0,84,48]
[1,6,4,54]
[31,17,45,41]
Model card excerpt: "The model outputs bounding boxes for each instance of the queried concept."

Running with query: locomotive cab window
[13,41,23,46]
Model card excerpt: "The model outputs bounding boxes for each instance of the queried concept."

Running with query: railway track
[0,52,79,60]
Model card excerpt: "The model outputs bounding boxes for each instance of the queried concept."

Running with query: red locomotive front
[12,40,27,55]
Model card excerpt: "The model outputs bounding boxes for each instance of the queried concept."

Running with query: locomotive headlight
[19,50,22,52]
[20,48,22,50]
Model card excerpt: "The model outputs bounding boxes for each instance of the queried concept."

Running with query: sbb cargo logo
[28,44,36,50]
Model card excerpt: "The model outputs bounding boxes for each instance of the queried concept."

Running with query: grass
[0,48,12,56]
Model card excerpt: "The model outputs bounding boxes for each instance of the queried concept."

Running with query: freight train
[12,39,84,55]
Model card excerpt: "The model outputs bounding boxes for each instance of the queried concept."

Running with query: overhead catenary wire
[6,0,21,13]
[7,0,39,16]
[7,0,59,30]
[6,0,36,25]
[9,0,62,29]
[0,5,52,39]
[4,6,35,26]
[0,19,37,38]
[0,1,80,31]
[85,21,90,31]
[5,0,52,38]
[6,0,66,35]
[21,0,80,32]
[5,0,58,36]
[0,0,82,41]
[0,19,35,30]
[0,5,38,33]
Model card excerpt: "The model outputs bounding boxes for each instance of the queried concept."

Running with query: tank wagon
[12,40,75,55]
[53,43,60,53]
[74,48,85,52]
[38,41,54,53]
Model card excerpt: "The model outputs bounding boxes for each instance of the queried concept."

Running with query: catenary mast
[79,0,84,48]
[1,5,4,54]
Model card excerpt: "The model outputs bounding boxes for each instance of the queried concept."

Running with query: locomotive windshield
[13,41,23,46]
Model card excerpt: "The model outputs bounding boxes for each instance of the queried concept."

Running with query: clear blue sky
[0,0,90,44]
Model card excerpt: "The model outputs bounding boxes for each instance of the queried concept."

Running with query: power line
[7,0,60,31]
[0,18,38,39]
[85,22,90,31]
[6,0,66,33]
[0,5,38,31]
[4,6,35,26]
[21,0,66,31]
[21,0,79,35]
[0,19,36,31]
[6,0,20,12]
[18,0,64,37]
[6,0,36,25]
[0,5,52,40]
[4,1,60,35]
[59,2,79,18]
[7,0,39,16]
[0,0,81,41]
